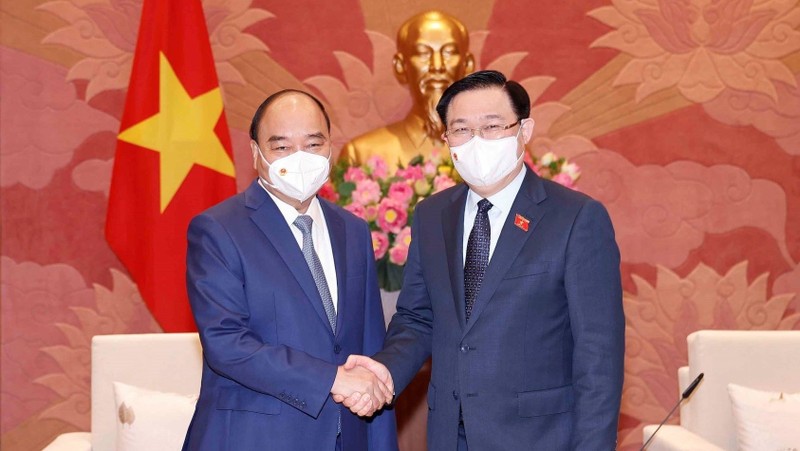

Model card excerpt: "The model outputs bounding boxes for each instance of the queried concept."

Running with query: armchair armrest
[42,432,92,451]
[642,425,724,450]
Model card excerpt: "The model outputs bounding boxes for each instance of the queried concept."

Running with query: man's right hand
[330,362,392,416]
[331,355,394,416]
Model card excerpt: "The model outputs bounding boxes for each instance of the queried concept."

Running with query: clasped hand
[330,355,394,417]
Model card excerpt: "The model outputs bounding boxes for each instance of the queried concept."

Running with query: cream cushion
[113,382,197,451]
[727,383,800,451]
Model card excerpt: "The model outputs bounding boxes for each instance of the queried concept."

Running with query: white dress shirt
[462,165,527,266]
[261,182,338,311]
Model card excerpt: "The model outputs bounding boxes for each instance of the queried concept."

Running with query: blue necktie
[294,214,341,435]
[293,215,336,332]
[464,199,493,322]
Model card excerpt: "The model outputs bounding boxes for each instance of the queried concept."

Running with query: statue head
[394,11,474,141]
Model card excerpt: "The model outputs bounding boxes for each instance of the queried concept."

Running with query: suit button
[334,344,341,354]
[452,391,459,400]
[460,345,469,353]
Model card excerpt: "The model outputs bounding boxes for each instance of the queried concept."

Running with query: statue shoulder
[339,122,405,165]
[349,123,403,147]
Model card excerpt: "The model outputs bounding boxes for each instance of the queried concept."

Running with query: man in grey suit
[342,70,625,450]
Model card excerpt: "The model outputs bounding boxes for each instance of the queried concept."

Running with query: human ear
[521,118,535,144]
[463,52,475,74]
[393,53,407,84]
[250,140,260,171]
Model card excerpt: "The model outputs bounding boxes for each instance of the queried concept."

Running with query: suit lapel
[442,185,468,332]
[462,168,548,337]
[245,182,334,335]
[320,200,346,337]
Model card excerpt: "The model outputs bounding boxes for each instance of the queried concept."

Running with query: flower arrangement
[321,149,580,291]
[525,151,581,190]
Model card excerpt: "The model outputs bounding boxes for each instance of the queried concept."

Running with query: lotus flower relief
[616,261,799,448]
[35,269,161,429]
[38,0,273,100]
[589,0,800,103]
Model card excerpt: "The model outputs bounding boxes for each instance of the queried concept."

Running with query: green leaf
[384,262,405,292]
[408,155,424,166]
[338,181,356,198]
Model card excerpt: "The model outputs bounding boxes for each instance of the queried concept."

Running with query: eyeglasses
[444,120,521,146]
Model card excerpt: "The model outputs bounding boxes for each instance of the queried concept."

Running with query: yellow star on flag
[118,52,235,212]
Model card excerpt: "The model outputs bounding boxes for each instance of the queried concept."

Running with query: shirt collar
[466,164,526,216]
[259,179,324,228]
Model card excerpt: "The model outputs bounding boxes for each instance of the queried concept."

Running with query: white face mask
[257,147,331,202]
[449,126,524,187]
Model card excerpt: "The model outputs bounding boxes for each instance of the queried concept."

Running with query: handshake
[330,355,394,417]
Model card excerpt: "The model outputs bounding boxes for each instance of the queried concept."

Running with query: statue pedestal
[380,289,399,327]
[379,288,428,450]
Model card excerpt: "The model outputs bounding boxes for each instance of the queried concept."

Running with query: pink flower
[377,198,408,234]
[344,167,367,182]
[389,244,409,265]
[433,174,456,193]
[366,155,389,180]
[396,165,424,181]
[539,152,556,166]
[423,161,437,177]
[388,227,412,265]
[388,182,413,205]
[389,246,408,265]
[561,162,580,180]
[318,181,339,202]
[413,179,431,195]
[364,204,378,222]
[344,203,366,219]
[351,179,381,205]
[395,226,412,248]
[371,231,389,259]
[551,172,575,189]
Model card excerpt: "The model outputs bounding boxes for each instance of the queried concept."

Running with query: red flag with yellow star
[106,0,236,332]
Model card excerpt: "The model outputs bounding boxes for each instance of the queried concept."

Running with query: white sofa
[43,333,203,451]
[642,330,800,450]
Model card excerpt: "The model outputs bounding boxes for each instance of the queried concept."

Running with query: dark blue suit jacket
[182,180,397,451]
[375,167,624,450]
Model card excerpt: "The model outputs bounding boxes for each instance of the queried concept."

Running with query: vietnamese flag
[106,0,236,332]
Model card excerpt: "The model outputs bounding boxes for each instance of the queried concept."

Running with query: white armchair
[42,333,203,451]
[642,330,800,450]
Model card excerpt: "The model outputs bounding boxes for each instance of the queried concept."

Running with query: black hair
[436,70,530,126]
[249,89,331,141]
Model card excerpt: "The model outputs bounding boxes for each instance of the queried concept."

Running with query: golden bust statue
[339,11,474,168]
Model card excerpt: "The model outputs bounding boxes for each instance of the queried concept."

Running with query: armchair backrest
[681,330,800,449]
[91,333,203,451]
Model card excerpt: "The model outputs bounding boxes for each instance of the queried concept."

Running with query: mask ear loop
[255,144,273,169]
[255,144,282,191]
[515,118,535,166]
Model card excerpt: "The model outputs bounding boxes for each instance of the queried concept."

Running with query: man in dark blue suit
[182,90,397,451]
[345,70,625,450]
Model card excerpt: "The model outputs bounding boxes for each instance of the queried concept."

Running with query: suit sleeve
[358,222,400,451]
[564,199,625,449]
[186,213,338,418]
[373,211,434,395]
